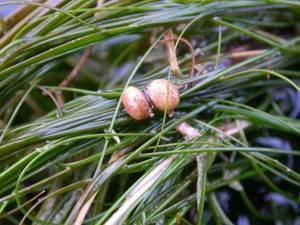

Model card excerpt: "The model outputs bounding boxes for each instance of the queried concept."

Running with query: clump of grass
[0,0,300,224]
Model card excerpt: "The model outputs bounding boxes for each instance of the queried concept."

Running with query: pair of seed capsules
[121,79,180,120]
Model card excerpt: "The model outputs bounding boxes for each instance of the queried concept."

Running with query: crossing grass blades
[0,0,300,224]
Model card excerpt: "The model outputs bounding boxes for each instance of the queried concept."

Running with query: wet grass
[0,0,300,224]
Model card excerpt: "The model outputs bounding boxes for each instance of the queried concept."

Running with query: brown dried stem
[164,29,181,77]
[38,86,63,117]
[229,49,267,60]
[159,36,196,81]
[58,47,92,88]
[55,46,92,104]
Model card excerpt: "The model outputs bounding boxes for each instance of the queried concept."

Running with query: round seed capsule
[145,79,180,115]
[121,86,152,120]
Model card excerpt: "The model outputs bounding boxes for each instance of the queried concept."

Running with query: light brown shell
[121,86,152,120]
[145,79,180,115]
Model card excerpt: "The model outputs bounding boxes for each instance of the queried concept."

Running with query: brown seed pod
[145,79,180,116]
[121,86,152,120]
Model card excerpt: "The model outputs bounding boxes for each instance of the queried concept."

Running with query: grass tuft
[0,1,300,224]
